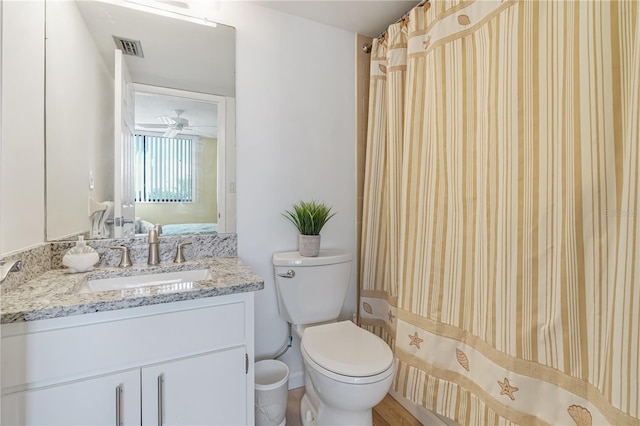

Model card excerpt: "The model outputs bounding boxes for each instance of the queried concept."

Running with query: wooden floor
[286,387,422,426]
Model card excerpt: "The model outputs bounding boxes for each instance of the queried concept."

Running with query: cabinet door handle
[115,385,122,426]
[157,374,164,426]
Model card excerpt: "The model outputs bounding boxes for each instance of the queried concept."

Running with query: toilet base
[299,390,373,426]
[300,393,317,425]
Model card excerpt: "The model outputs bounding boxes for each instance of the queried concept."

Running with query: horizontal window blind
[135,135,194,203]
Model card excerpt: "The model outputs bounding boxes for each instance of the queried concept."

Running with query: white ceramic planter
[298,234,321,257]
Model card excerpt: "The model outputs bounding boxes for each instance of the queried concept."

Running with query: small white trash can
[255,360,289,426]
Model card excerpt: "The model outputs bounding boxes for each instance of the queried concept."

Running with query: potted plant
[283,200,336,257]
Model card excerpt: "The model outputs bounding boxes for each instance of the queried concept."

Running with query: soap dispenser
[62,236,100,273]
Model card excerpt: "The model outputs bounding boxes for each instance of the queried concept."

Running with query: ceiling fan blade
[137,123,168,128]
[158,115,174,125]
[189,125,218,128]
[163,128,179,138]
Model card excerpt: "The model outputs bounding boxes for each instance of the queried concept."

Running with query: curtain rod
[363,0,428,54]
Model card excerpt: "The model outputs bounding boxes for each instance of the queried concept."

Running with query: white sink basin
[78,269,212,294]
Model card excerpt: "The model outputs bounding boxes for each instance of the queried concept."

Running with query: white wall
[213,3,357,384]
[0,1,45,255]
[46,0,114,241]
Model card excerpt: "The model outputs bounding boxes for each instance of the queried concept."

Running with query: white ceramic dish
[62,251,100,273]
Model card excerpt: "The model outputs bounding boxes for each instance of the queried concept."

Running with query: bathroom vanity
[0,256,263,425]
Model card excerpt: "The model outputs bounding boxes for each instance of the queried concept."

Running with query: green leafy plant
[283,200,336,235]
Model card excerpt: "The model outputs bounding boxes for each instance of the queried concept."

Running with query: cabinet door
[1,369,140,426]
[142,346,247,426]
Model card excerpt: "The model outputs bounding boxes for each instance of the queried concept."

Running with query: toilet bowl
[299,321,395,425]
[272,250,396,425]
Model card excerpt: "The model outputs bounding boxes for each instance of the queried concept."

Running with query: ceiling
[135,92,219,138]
[252,1,420,38]
[74,0,232,139]
[129,0,420,38]
[76,0,235,96]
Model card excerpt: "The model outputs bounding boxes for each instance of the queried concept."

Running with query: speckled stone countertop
[1,258,264,324]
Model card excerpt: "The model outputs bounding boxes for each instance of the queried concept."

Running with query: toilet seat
[301,321,393,378]
[301,344,395,385]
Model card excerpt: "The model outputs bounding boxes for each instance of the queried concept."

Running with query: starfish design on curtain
[423,35,431,49]
[497,378,519,401]
[408,332,423,349]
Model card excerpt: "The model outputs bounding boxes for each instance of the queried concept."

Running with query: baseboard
[389,389,460,426]
[287,369,305,390]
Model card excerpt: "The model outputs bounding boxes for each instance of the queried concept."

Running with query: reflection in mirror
[45,0,235,241]
[133,86,225,237]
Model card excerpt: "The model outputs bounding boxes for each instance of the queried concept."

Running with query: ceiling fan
[136,109,216,138]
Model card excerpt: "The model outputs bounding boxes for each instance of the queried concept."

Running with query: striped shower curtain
[359,1,640,425]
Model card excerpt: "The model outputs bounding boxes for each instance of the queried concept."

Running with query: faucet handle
[148,229,159,243]
[110,246,133,268]
[174,242,192,263]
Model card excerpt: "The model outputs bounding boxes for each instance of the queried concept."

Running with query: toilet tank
[272,249,352,325]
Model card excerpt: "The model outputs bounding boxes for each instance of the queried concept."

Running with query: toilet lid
[301,321,393,377]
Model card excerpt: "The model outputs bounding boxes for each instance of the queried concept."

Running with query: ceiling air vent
[112,36,144,58]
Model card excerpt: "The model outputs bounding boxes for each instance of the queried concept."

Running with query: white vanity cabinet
[1,292,255,425]
[2,369,141,425]
[141,347,247,425]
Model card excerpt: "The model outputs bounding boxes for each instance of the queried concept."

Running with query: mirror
[45,0,235,241]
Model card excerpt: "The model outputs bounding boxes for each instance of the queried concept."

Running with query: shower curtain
[359,1,640,425]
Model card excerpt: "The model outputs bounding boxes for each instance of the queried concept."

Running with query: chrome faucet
[110,246,133,268]
[148,229,161,265]
[1,260,22,283]
[174,242,192,263]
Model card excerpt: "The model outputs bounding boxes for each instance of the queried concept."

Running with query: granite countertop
[1,258,264,324]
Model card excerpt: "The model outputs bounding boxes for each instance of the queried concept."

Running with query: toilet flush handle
[277,269,296,278]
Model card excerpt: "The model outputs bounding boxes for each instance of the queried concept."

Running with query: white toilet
[272,249,395,426]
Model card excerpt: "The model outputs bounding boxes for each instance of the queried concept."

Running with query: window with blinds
[134,135,194,203]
